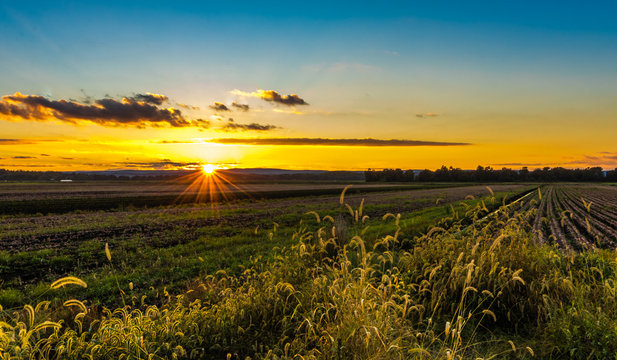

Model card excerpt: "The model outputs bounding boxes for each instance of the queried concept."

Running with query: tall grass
[1,193,617,359]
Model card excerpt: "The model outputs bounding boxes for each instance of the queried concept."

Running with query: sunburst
[163,164,249,217]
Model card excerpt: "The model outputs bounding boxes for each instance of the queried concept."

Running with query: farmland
[0,182,526,306]
[1,181,617,359]
[529,184,617,249]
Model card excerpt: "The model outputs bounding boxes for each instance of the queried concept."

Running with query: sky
[0,0,616,171]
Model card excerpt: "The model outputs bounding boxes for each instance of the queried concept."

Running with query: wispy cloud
[231,89,308,106]
[231,102,250,111]
[490,163,550,167]
[206,138,470,146]
[209,102,231,112]
[221,119,278,132]
[0,92,210,129]
[177,103,200,111]
[114,159,201,169]
[272,108,305,115]
[153,140,202,144]
[0,138,34,145]
[415,113,440,118]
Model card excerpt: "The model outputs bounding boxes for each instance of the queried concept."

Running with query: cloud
[0,138,34,145]
[209,102,230,112]
[415,113,440,118]
[0,92,211,129]
[206,137,470,146]
[12,156,36,159]
[177,103,200,111]
[40,153,51,156]
[114,159,201,169]
[153,140,202,144]
[490,152,617,168]
[231,89,308,106]
[221,119,279,132]
[0,164,49,168]
[231,102,250,111]
[272,108,305,115]
[490,163,549,167]
[131,93,168,105]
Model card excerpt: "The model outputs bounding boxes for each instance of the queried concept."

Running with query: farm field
[0,183,527,307]
[0,181,467,214]
[2,182,617,359]
[0,181,411,201]
[529,184,617,249]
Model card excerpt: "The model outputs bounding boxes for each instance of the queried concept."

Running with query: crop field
[0,183,526,305]
[0,181,463,215]
[2,181,617,359]
[523,184,617,250]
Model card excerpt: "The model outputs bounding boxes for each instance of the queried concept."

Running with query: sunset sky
[1,1,616,171]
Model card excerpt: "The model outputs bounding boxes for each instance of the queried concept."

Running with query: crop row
[529,185,617,250]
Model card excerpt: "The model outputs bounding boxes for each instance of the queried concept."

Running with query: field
[2,181,617,359]
[530,184,617,249]
[0,182,526,306]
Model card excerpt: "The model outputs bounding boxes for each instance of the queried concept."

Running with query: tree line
[365,166,617,182]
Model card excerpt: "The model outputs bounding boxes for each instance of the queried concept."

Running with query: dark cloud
[40,154,51,156]
[260,90,308,106]
[0,92,210,129]
[131,93,169,105]
[207,137,470,146]
[232,89,308,106]
[209,102,230,112]
[0,139,59,145]
[12,156,36,159]
[231,102,250,111]
[61,157,74,160]
[221,119,278,132]
[0,139,33,145]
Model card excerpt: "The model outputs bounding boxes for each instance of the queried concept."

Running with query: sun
[202,164,216,174]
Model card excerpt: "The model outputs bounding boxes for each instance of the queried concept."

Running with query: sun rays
[162,164,251,217]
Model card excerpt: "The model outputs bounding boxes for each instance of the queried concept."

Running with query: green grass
[0,189,522,310]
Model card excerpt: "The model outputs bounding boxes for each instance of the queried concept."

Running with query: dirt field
[0,181,407,201]
[0,184,528,253]
[529,184,617,249]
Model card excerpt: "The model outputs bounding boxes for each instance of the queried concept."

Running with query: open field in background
[0,181,468,214]
[0,183,527,308]
[3,181,617,358]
